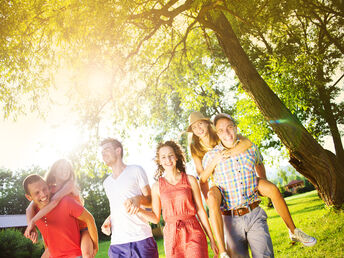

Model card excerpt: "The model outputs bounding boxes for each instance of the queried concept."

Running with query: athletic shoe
[219,252,230,258]
[289,228,317,246]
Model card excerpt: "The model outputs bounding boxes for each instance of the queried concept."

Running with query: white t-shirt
[103,165,153,245]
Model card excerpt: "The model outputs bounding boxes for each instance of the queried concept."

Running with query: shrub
[283,191,293,198]
[0,229,44,258]
[260,197,273,208]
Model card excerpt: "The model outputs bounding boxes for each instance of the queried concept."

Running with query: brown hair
[23,174,45,195]
[189,121,220,159]
[100,137,123,158]
[45,159,76,186]
[154,141,186,180]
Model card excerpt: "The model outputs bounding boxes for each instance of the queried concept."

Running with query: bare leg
[80,229,94,258]
[207,186,227,255]
[258,178,296,233]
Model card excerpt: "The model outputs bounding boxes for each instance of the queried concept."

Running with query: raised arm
[77,208,99,256]
[188,175,219,256]
[137,182,161,224]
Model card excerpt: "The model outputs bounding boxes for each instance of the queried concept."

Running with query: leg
[222,215,249,258]
[199,180,210,200]
[131,237,159,258]
[206,186,227,255]
[258,179,317,246]
[246,207,274,258]
[80,229,94,258]
[257,178,296,233]
[108,243,131,258]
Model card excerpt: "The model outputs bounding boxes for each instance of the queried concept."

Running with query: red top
[71,194,87,229]
[36,196,84,258]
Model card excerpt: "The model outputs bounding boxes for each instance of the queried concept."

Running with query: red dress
[159,172,209,258]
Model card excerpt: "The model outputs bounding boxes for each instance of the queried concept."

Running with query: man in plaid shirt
[203,113,274,258]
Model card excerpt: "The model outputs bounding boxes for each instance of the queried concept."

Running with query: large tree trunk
[201,11,344,207]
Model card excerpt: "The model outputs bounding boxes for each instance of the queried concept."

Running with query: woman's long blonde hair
[45,159,76,186]
[189,121,220,160]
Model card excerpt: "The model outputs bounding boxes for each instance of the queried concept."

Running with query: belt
[222,201,260,216]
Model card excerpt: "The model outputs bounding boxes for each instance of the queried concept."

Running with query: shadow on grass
[268,203,325,220]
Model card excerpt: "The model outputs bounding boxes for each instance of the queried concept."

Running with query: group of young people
[23,111,316,258]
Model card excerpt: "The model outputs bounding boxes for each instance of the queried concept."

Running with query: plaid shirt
[203,143,263,211]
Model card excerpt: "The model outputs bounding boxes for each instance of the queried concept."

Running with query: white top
[103,165,153,244]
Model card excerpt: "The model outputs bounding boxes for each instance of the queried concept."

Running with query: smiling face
[101,142,120,166]
[191,120,209,138]
[158,146,178,171]
[215,117,238,148]
[55,161,72,183]
[25,179,51,209]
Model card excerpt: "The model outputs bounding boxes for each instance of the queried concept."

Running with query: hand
[221,149,233,158]
[124,196,140,215]
[24,221,37,243]
[210,239,219,257]
[101,217,111,236]
[93,243,99,257]
[212,152,226,166]
[29,230,38,244]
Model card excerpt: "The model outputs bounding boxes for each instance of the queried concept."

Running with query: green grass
[96,191,344,257]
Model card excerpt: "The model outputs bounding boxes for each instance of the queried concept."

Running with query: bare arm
[125,184,152,214]
[137,182,161,224]
[198,153,223,184]
[188,175,218,255]
[255,163,267,180]
[221,135,253,157]
[24,201,38,242]
[77,209,99,255]
[101,215,111,236]
[31,181,75,225]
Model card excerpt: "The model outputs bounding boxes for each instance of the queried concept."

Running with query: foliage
[0,167,45,214]
[282,191,293,198]
[1,0,343,155]
[0,229,44,258]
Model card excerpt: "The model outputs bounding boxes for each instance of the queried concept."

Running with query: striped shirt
[202,143,263,210]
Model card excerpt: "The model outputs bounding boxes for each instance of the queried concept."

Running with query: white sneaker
[289,228,317,246]
[219,252,230,258]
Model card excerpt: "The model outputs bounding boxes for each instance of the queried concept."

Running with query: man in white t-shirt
[100,138,158,258]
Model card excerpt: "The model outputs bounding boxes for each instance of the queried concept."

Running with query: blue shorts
[108,237,158,258]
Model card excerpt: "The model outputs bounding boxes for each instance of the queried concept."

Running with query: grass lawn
[96,191,344,257]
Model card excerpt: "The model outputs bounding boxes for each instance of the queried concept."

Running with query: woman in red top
[138,141,218,258]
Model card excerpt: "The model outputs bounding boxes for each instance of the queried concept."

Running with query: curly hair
[154,140,186,180]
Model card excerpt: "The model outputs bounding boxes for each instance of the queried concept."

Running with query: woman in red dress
[138,140,218,258]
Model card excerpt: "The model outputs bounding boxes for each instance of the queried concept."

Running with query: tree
[1,1,343,207]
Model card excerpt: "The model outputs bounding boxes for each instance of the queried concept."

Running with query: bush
[0,229,44,258]
[297,185,315,194]
[283,191,293,198]
[260,197,273,208]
